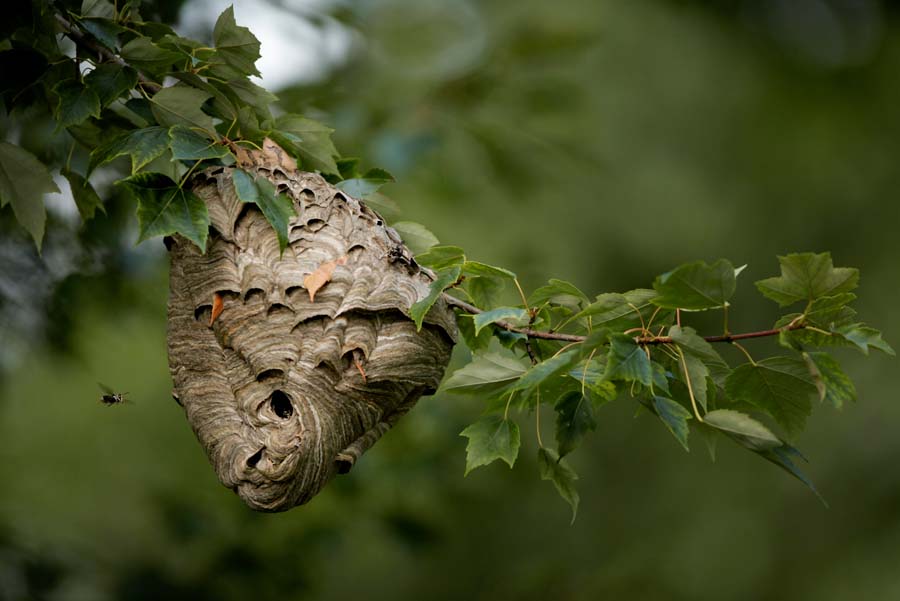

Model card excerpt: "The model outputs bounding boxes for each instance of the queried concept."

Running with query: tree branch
[442,292,808,346]
[54,13,161,92]
[442,295,586,342]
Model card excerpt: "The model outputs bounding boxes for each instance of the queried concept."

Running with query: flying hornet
[98,383,130,406]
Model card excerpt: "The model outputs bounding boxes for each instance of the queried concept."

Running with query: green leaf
[465,276,504,310]
[675,350,709,412]
[652,396,692,451]
[0,142,59,249]
[88,126,170,175]
[569,357,615,399]
[803,293,857,327]
[212,6,262,77]
[336,168,395,198]
[555,391,597,457]
[668,325,731,385]
[757,444,826,506]
[272,115,339,174]
[84,63,138,107]
[358,191,399,221]
[651,361,670,395]
[157,34,206,63]
[168,126,230,161]
[725,357,817,435]
[457,313,493,353]
[442,352,527,394]
[335,157,361,179]
[150,86,214,132]
[134,21,178,41]
[604,333,652,386]
[79,17,125,50]
[696,423,719,462]
[779,318,893,355]
[529,279,589,308]
[572,289,661,331]
[173,72,241,122]
[833,324,895,356]
[390,221,438,254]
[460,415,520,475]
[120,36,182,72]
[124,98,156,125]
[803,352,856,409]
[227,78,277,110]
[410,266,461,330]
[53,80,101,130]
[473,307,529,335]
[510,349,581,395]
[703,409,781,451]
[755,252,859,307]
[415,245,465,270]
[61,168,105,221]
[82,0,115,18]
[653,259,736,310]
[231,169,295,254]
[537,448,579,523]
[118,172,210,251]
[461,261,516,280]
[235,105,264,142]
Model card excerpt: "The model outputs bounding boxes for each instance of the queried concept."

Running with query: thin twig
[55,13,161,93]
[442,292,808,346]
[637,324,805,346]
[443,294,586,342]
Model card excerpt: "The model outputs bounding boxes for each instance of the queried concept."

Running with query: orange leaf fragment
[303,256,348,302]
[352,349,368,383]
[210,292,225,326]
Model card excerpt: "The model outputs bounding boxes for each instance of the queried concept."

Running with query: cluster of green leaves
[0,1,394,251]
[414,249,892,520]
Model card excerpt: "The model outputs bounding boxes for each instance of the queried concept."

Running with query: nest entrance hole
[270,390,294,419]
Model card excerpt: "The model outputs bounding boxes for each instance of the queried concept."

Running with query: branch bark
[54,13,161,92]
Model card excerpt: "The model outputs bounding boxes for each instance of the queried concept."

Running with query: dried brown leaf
[304,256,348,302]
[262,137,297,172]
[210,292,225,326]
[233,138,296,172]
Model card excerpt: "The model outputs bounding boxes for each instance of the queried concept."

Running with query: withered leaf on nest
[234,137,297,172]
[209,292,224,326]
[303,256,348,302]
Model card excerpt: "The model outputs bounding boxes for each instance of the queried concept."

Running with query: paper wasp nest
[166,158,456,512]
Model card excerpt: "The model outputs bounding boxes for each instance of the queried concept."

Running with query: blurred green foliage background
[2,0,900,599]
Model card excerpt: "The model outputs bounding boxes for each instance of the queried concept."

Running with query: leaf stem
[628,302,647,333]
[513,277,530,312]
[732,341,756,366]
[503,390,516,421]
[580,348,598,397]
[722,303,730,336]
[676,345,703,422]
[645,305,664,331]
[178,159,204,189]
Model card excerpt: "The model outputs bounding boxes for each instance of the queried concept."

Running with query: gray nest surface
[167,165,456,511]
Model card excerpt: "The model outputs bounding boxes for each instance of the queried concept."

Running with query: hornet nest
[166,145,457,511]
